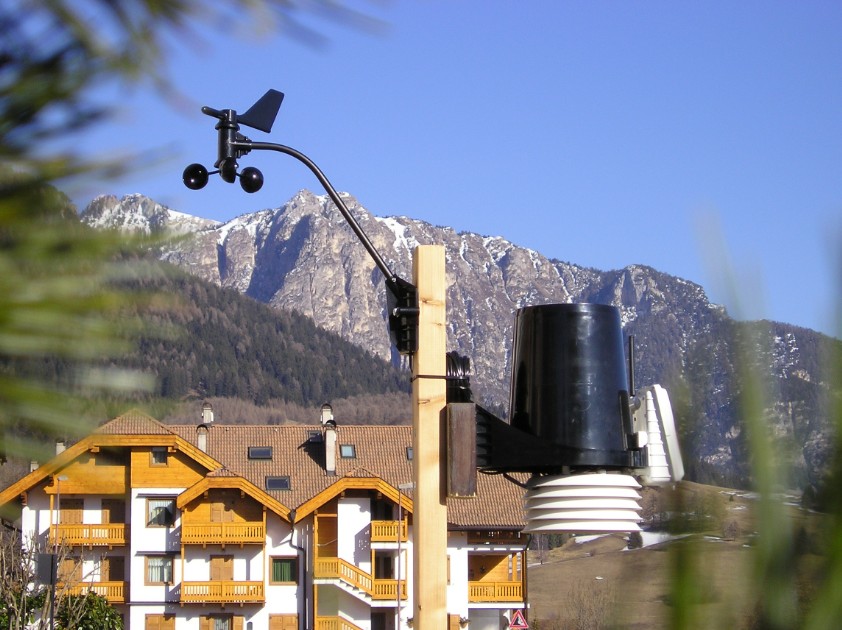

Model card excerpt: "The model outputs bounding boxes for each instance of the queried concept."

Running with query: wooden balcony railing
[372,578,405,600]
[467,531,524,545]
[180,580,264,604]
[50,523,127,547]
[314,557,406,601]
[61,581,127,603]
[315,557,371,593]
[370,519,408,543]
[181,522,265,546]
[315,617,365,630]
[468,581,524,602]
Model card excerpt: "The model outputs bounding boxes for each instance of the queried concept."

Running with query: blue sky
[67,1,842,338]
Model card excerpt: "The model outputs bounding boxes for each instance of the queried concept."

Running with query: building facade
[0,410,528,630]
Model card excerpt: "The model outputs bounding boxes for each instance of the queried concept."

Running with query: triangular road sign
[509,609,529,629]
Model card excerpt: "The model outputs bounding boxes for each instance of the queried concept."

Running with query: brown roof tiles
[95,409,177,435]
[168,423,526,530]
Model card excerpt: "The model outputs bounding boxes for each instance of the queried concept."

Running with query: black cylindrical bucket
[509,303,632,468]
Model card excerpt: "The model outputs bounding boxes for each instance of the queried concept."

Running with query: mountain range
[80,191,839,494]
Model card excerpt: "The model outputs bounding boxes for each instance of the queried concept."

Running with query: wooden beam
[411,245,448,629]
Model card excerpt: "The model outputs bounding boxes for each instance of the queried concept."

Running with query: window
[210,555,233,582]
[200,615,243,630]
[248,446,272,460]
[59,498,84,525]
[147,498,175,527]
[270,557,298,584]
[307,431,323,443]
[265,476,290,491]
[210,500,233,523]
[101,499,125,524]
[406,447,413,461]
[145,556,173,584]
[150,447,168,466]
[58,556,82,583]
[100,556,124,581]
[269,616,298,630]
[339,444,356,458]
[146,614,175,630]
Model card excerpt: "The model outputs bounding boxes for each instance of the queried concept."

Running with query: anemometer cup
[239,166,264,193]
[182,163,209,190]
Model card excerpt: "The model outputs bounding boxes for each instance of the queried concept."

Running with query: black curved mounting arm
[185,90,419,355]
[236,140,420,355]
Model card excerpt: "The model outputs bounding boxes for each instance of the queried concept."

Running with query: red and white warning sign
[509,609,529,629]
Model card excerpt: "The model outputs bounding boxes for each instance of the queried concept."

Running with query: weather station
[183,90,683,630]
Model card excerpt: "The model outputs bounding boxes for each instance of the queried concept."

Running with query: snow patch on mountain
[376,216,419,253]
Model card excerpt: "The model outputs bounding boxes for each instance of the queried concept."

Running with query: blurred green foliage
[665,271,842,629]
[0,0,369,460]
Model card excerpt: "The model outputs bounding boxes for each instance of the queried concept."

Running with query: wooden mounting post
[411,245,448,629]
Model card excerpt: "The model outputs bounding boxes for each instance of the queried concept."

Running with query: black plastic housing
[477,303,642,474]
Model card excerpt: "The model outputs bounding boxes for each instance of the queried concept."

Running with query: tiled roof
[168,423,526,530]
[95,409,177,435]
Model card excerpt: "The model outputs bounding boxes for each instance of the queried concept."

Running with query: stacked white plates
[523,472,643,533]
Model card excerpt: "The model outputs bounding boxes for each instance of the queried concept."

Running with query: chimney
[30,460,39,472]
[55,441,65,455]
[197,425,209,453]
[324,423,337,476]
[197,402,213,453]
[320,403,337,476]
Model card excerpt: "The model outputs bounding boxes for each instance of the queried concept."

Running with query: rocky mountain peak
[81,193,219,235]
[80,190,839,491]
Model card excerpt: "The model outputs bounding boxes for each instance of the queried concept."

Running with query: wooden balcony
[50,523,127,547]
[467,531,524,545]
[468,581,524,603]
[62,581,127,604]
[180,580,264,604]
[372,578,405,600]
[314,557,406,601]
[181,522,265,546]
[370,519,408,543]
[315,617,364,630]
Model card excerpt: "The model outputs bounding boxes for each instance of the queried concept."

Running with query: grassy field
[525,481,826,629]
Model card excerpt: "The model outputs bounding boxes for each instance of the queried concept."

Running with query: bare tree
[564,579,614,630]
[0,528,99,630]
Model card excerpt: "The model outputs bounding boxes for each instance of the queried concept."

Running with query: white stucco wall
[22,489,49,544]
[130,488,183,605]
[447,532,470,618]
[337,496,371,571]
[263,513,302,616]
[470,608,509,630]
